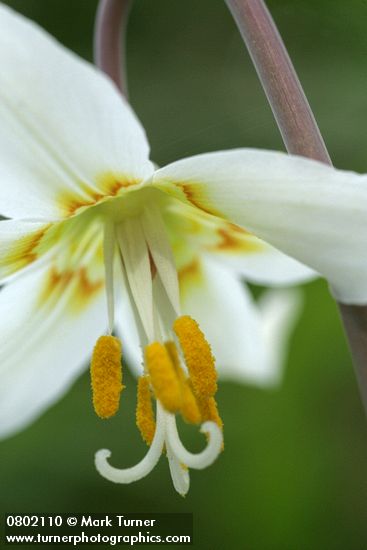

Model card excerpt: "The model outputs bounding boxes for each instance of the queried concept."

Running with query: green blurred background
[1,1,367,548]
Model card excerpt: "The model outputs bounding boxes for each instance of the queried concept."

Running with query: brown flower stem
[94,0,131,97]
[225,0,330,163]
[226,0,367,416]
[338,305,367,414]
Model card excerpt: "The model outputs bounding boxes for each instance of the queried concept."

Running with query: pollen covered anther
[180,383,202,425]
[197,395,223,430]
[173,316,217,399]
[164,340,181,373]
[145,342,182,413]
[90,335,124,419]
[165,341,201,425]
[136,376,156,446]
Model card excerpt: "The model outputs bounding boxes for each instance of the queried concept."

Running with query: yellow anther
[145,342,182,413]
[173,316,217,399]
[197,396,223,430]
[165,341,201,425]
[181,382,202,424]
[136,376,156,446]
[165,340,181,373]
[90,335,124,419]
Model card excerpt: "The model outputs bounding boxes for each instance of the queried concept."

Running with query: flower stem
[338,304,367,415]
[94,0,131,97]
[226,0,367,416]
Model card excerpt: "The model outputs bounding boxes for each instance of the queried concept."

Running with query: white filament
[95,405,165,484]
[117,217,155,341]
[165,414,223,470]
[141,204,181,315]
[103,220,116,334]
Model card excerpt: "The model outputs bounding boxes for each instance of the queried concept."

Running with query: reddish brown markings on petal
[38,266,103,313]
[61,193,104,217]
[60,174,141,217]
[177,258,207,303]
[1,224,53,272]
[96,173,141,195]
[175,182,224,218]
[38,267,72,306]
[178,259,202,285]
[226,222,250,235]
[208,224,263,254]
[73,267,104,311]
[213,228,241,251]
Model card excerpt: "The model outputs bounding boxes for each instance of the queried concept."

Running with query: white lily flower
[0,5,322,495]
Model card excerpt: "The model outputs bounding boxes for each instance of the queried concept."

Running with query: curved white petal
[95,402,165,483]
[163,199,315,286]
[0,257,106,439]
[256,288,303,386]
[153,149,367,304]
[0,4,153,220]
[205,246,315,286]
[179,256,299,386]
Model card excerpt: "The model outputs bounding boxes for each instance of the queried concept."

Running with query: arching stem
[226,0,367,417]
[94,0,131,97]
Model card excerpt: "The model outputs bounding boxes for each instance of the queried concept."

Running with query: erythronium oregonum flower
[4,5,366,495]
[0,6,312,495]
